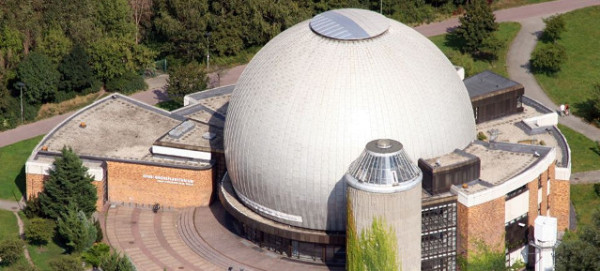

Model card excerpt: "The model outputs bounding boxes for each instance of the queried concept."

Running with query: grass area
[570,183,600,227]
[534,7,600,117]
[557,124,600,173]
[430,22,521,78]
[36,91,108,121]
[27,241,66,270]
[0,135,44,200]
[0,210,18,240]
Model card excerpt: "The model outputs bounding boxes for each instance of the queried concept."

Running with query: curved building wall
[225,12,476,231]
[347,181,422,270]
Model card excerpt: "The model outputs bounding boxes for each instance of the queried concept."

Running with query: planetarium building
[26,8,571,271]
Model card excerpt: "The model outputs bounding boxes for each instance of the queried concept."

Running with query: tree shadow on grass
[444,32,465,51]
[14,166,26,201]
[574,100,600,124]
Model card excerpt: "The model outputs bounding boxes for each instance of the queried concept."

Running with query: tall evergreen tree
[454,0,498,55]
[59,45,96,92]
[38,147,97,220]
[56,207,97,253]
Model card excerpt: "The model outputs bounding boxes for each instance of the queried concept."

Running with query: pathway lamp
[15,82,25,124]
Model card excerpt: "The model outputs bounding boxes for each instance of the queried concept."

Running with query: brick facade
[457,196,505,254]
[26,173,105,211]
[106,161,213,208]
[550,179,570,231]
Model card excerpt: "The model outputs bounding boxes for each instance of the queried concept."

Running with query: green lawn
[0,135,44,200]
[27,241,66,271]
[534,6,600,117]
[0,209,19,240]
[430,22,521,78]
[557,124,600,173]
[570,183,600,228]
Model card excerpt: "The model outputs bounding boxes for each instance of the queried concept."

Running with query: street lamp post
[15,82,25,124]
[205,32,212,70]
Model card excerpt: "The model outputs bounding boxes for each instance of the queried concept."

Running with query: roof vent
[168,120,195,139]
[310,9,389,41]
[202,132,216,140]
[79,122,86,128]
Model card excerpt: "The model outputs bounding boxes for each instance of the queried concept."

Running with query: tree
[542,15,566,43]
[38,147,97,220]
[556,209,600,271]
[100,251,137,271]
[56,207,97,253]
[0,239,24,266]
[37,26,73,63]
[530,43,567,74]
[166,62,207,105]
[129,0,153,44]
[58,45,97,93]
[454,0,498,55]
[16,52,60,103]
[48,255,85,271]
[25,217,55,246]
[87,36,154,81]
[95,0,137,39]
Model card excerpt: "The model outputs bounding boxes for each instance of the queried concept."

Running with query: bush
[477,131,487,141]
[100,251,137,271]
[82,243,110,268]
[531,43,567,74]
[542,15,566,42]
[594,183,600,197]
[94,219,103,243]
[48,255,84,271]
[25,217,55,246]
[105,72,147,94]
[23,197,42,219]
[0,239,24,266]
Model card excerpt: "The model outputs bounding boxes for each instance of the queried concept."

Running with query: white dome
[224,9,476,231]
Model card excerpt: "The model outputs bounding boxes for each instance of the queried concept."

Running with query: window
[506,185,528,200]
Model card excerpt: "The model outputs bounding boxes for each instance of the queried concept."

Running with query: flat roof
[32,94,212,168]
[464,70,522,99]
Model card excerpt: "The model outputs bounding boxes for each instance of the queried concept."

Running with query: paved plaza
[106,203,338,271]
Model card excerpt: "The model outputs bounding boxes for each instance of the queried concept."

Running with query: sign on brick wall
[142,174,194,186]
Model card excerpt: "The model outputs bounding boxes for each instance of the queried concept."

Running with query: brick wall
[26,173,47,199]
[457,196,505,254]
[26,173,105,211]
[550,179,570,231]
[106,161,213,208]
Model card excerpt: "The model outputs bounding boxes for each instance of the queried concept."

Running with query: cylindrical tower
[346,139,422,271]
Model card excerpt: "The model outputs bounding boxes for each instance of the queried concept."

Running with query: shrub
[82,243,110,267]
[542,15,566,42]
[531,43,567,74]
[48,255,84,271]
[477,131,487,141]
[105,72,147,94]
[25,217,55,246]
[0,239,24,266]
[594,183,600,197]
[23,197,42,219]
[100,251,137,271]
[94,219,103,243]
